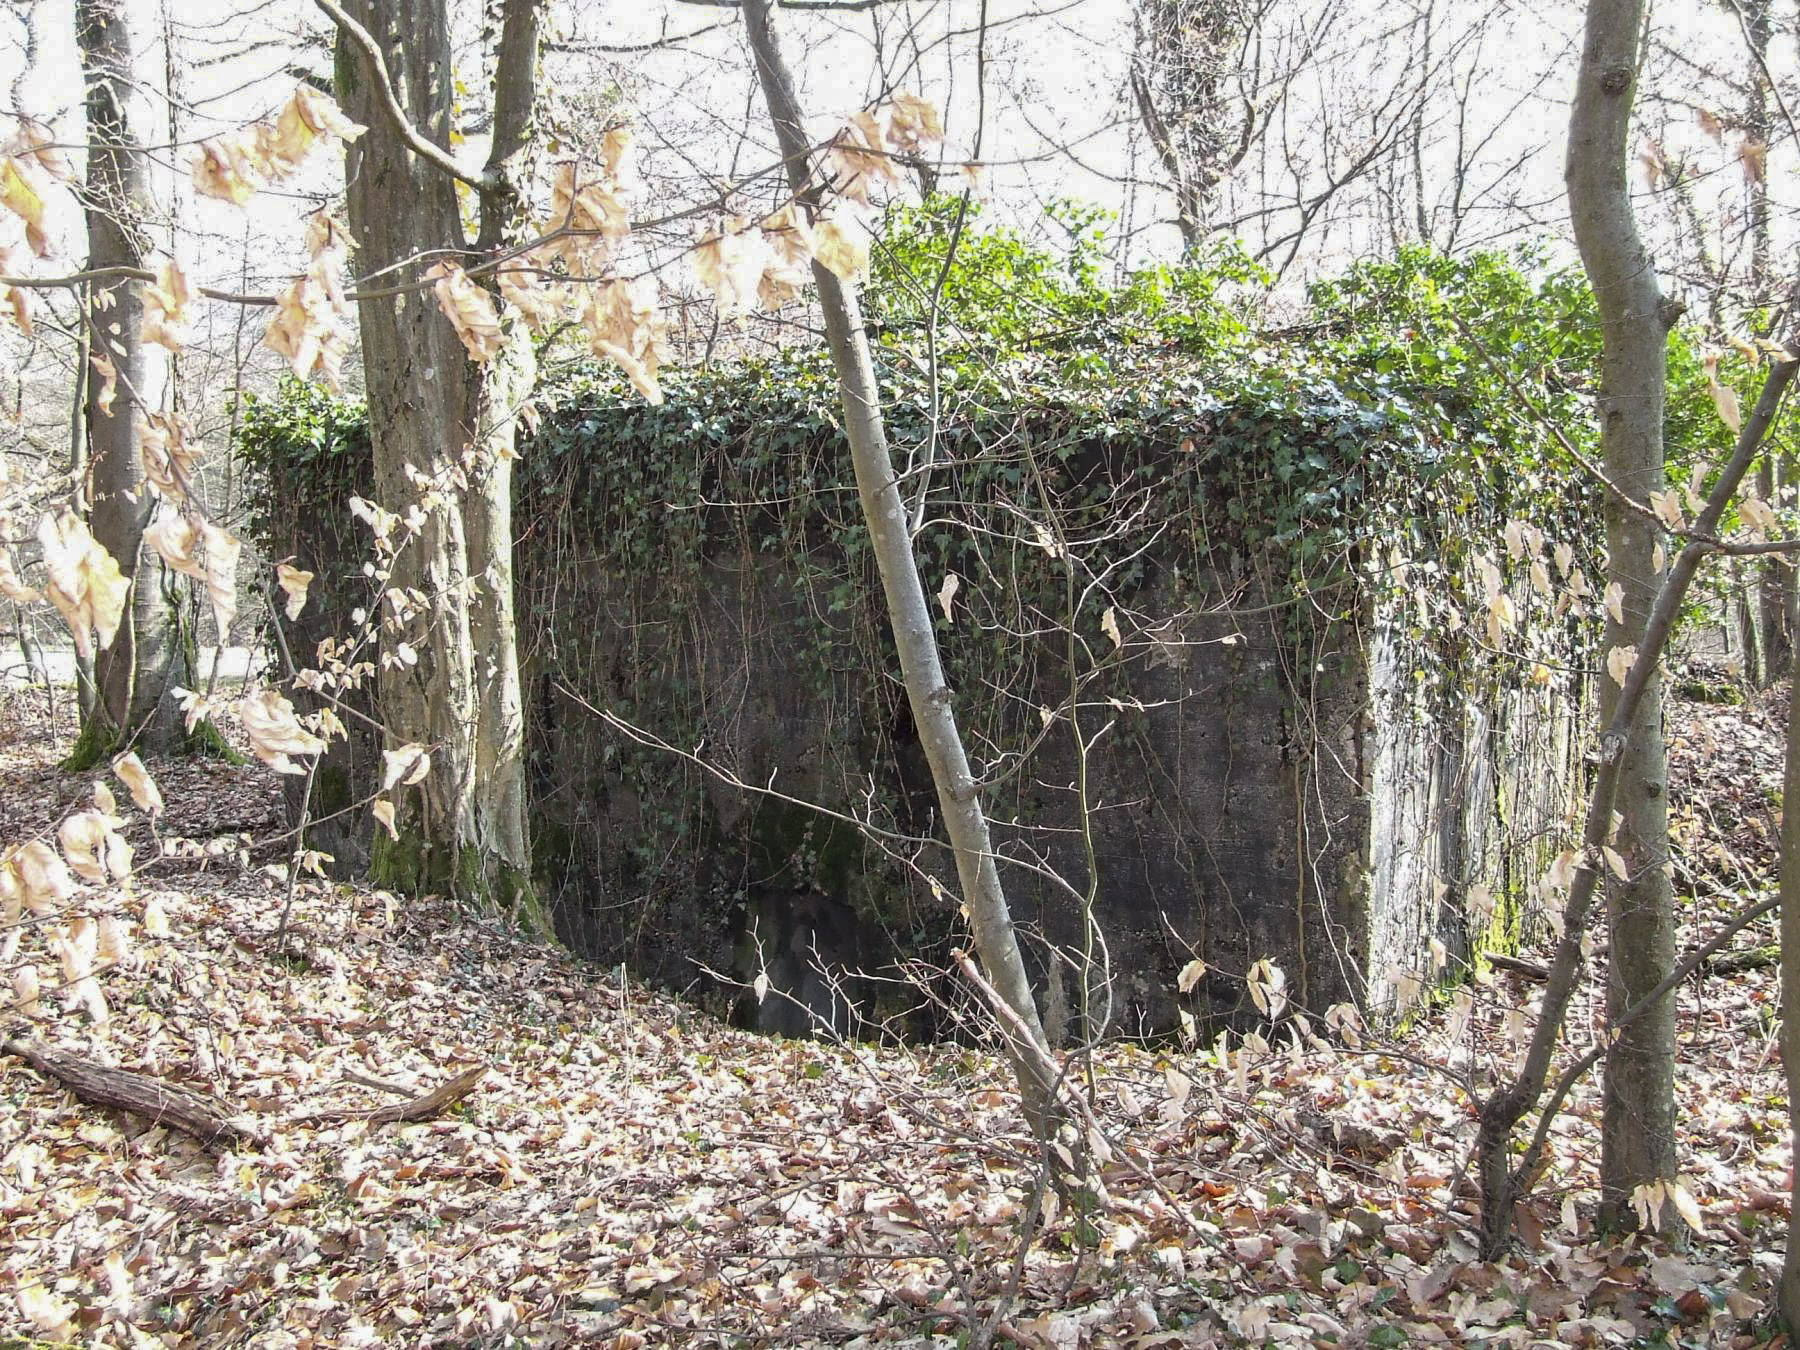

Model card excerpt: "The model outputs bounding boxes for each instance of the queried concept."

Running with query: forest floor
[0,668,1792,1349]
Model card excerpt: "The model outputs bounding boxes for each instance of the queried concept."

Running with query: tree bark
[1471,347,1797,1258]
[75,0,184,756]
[1781,583,1800,1328]
[740,0,1065,1142]
[334,0,536,917]
[1566,0,1678,1232]
[1741,0,1794,683]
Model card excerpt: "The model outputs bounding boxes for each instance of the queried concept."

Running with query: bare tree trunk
[1781,597,1800,1329]
[1472,347,1797,1257]
[465,0,542,905]
[741,0,1065,1142]
[1741,0,1794,683]
[334,0,536,918]
[1567,0,1678,1233]
[75,0,182,758]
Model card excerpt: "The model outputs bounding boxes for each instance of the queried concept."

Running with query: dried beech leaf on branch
[191,135,261,205]
[0,155,51,256]
[239,688,327,774]
[381,744,432,791]
[60,809,131,885]
[693,218,772,320]
[37,510,128,660]
[140,259,192,353]
[1703,353,1743,432]
[88,348,117,416]
[201,522,241,644]
[144,509,205,580]
[545,159,632,273]
[496,258,566,332]
[582,277,666,404]
[276,562,314,620]
[428,262,503,362]
[826,110,901,204]
[813,213,870,282]
[264,211,354,389]
[194,86,363,205]
[0,548,39,603]
[270,84,366,174]
[883,91,944,154]
[372,799,399,841]
[139,412,199,504]
[112,752,164,818]
[2,840,76,915]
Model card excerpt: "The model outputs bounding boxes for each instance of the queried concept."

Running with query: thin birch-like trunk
[76,0,181,755]
[741,0,1065,1142]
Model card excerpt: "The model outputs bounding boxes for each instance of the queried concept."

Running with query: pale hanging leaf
[138,410,199,503]
[89,348,117,416]
[882,91,944,154]
[813,213,870,281]
[382,744,432,790]
[140,258,192,353]
[1602,845,1630,882]
[1653,541,1666,573]
[1528,559,1552,597]
[428,261,504,362]
[582,277,665,403]
[545,159,632,273]
[936,570,960,622]
[761,203,815,270]
[113,751,163,817]
[0,156,50,256]
[1503,519,1525,560]
[1606,644,1636,688]
[270,84,365,174]
[191,135,261,205]
[496,259,566,332]
[0,548,39,602]
[202,522,241,643]
[752,970,770,1003]
[4,281,31,335]
[1247,958,1287,1019]
[1649,490,1684,531]
[277,562,314,620]
[144,509,206,580]
[37,510,128,660]
[60,810,130,883]
[1604,581,1624,625]
[5,840,75,913]
[825,110,900,202]
[1703,353,1742,432]
[1176,958,1206,994]
[1697,108,1723,141]
[1740,495,1777,537]
[79,979,108,1024]
[1101,606,1123,650]
[372,799,399,841]
[1739,138,1767,184]
[239,688,326,774]
[1553,539,1574,579]
[692,217,773,320]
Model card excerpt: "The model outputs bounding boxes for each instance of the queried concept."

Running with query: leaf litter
[0,673,1793,1347]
